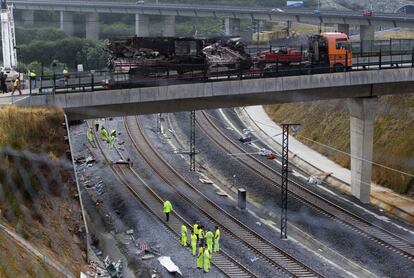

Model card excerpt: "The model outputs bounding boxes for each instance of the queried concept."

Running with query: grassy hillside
[265,94,414,196]
[0,106,86,277]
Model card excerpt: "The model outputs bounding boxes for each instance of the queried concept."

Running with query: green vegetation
[13,27,108,72]
[265,95,414,196]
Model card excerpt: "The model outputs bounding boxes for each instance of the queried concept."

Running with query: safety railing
[27,49,414,95]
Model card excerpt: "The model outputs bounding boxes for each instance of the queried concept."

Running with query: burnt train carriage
[106,37,207,74]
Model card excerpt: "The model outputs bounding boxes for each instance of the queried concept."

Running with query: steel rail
[124,116,324,278]
[196,110,414,262]
[89,121,256,278]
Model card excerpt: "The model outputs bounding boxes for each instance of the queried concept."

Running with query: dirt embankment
[0,106,86,277]
[265,94,414,196]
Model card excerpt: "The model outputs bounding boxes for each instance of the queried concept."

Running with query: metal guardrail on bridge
[22,48,414,95]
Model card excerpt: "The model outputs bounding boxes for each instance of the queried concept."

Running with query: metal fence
[25,48,413,95]
[351,39,414,55]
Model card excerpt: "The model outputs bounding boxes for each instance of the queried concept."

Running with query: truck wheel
[333,63,345,72]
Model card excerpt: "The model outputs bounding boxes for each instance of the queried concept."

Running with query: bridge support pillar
[60,11,75,37]
[22,10,34,28]
[163,15,176,37]
[225,18,240,36]
[347,97,377,204]
[86,13,100,40]
[337,24,349,35]
[135,14,149,37]
[360,25,375,54]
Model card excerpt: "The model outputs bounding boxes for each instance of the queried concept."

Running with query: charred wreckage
[104,36,252,87]
[103,33,352,88]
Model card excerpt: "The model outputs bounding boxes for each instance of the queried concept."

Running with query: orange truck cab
[308,32,352,71]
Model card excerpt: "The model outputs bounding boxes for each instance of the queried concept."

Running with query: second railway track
[196,110,414,262]
[124,115,325,278]
[89,121,256,278]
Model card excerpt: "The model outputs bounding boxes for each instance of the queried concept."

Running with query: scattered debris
[149,246,161,256]
[308,175,322,185]
[239,136,252,143]
[104,256,123,278]
[216,190,228,197]
[75,155,86,163]
[84,260,108,277]
[115,159,133,167]
[158,256,182,276]
[199,178,213,184]
[95,199,104,206]
[86,156,96,164]
[250,256,259,262]
[259,148,272,157]
[95,183,106,195]
[142,254,155,260]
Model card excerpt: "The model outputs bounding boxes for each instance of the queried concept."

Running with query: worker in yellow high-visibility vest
[191,230,197,256]
[214,226,220,252]
[163,200,172,222]
[203,248,211,273]
[205,229,214,253]
[198,225,205,247]
[109,134,115,149]
[196,245,204,269]
[193,222,199,241]
[100,127,109,142]
[87,128,93,143]
[181,224,187,247]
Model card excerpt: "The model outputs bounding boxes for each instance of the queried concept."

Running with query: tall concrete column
[60,11,75,37]
[360,25,375,54]
[22,10,34,28]
[135,14,149,37]
[337,23,349,35]
[85,13,100,40]
[224,18,240,36]
[162,15,176,37]
[347,97,377,204]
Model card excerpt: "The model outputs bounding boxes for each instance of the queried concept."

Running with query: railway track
[196,110,414,262]
[89,121,256,278]
[124,116,324,278]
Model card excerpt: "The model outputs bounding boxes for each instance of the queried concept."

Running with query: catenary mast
[1,0,17,71]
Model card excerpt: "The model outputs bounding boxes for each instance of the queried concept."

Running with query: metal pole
[157,113,162,133]
[190,111,196,171]
[280,123,300,239]
[280,124,289,239]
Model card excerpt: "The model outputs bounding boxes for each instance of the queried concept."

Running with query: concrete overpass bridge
[14,67,414,205]
[10,0,414,47]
